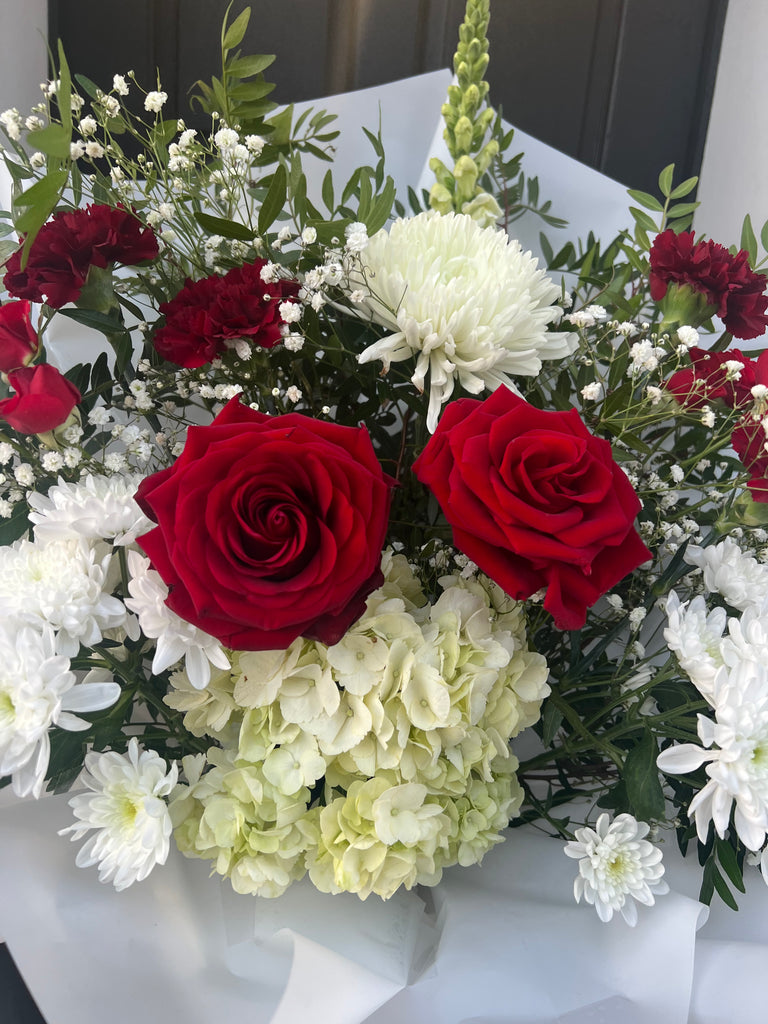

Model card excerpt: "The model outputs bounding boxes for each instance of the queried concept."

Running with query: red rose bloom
[0,300,39,373]
[649,229,768,340]
[412,389,652,630]
[4,204,159,308]
[153,260,301,368]
[665,347,756,409]
[136,397,396,650]
[0,364,81,434]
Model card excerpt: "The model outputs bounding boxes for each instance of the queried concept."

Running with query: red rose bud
[649,229,768,340]
[0,300,39,373]
[4,204,159,308]
[413,388,652,631]
[665,347,756,409]
[0,364,81,434]
[136,398,396,650]
[154,260,301,368]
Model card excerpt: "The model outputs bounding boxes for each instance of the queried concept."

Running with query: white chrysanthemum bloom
[657,660,768,851]
[124,552,229,689]
[0,538,127,657]
[685,540,768,611]
[28,473,151,546]
[59,738,177,890]
[0,623,120,798]
[353,211,576,432]
[664,592,727,701]
[564,813,668,925]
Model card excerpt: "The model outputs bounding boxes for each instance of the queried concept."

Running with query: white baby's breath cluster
[168,553,550,899]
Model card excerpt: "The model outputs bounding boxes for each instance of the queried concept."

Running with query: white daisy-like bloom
[564,813,668,925]
[657,660,768,852]
[685,540,768,611]
[59,738,178,891]
[352,211,577,432]
[28,473,151,546]
[0,623,120,798]
[124,551,230,689]
[664,591,727,702]
[0,538,127,657]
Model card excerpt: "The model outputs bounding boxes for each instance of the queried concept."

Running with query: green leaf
[716,838,746,893]
[741,213,758,264]
[222,7,251,52]
[55,39,74,134]
[623,730,665,821]
[366,176,396,234]
[74,74,101,100]
[194,211,255,241]
[658,164,675,197]
[540,701,562,746]
[699,857,715,905]
[667,202,699,220]
[629,206,659,234]
[258,162,287,235]
[669,176,698,200]
[3,158,34,182]
[0,239,18,264]
[227,54,275,78]
[265,105,293,146]
[57,307,133,375]
[712,864,739,911]
[0,503,30,546]
[321,169,334,214]
[14,169,69,209]
[627,189,664,213]
[760,219,768,256]
[27,123,71,159]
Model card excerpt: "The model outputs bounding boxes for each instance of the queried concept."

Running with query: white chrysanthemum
[664,592,727,701]
[657,660,768,851]
[59,738,177,890]
[353,211,577,431]
[564,813,668,925]
[0,623,120,798]
[124,552,229,689]
[28,473,151,546]
[685,540,768,611]
[0,538,127,657]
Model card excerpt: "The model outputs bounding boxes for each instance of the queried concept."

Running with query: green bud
[454,115,473,154]
[429,156,454,189]
[461,83,481,118]
[454,154,478,200]
[475,138,499,174]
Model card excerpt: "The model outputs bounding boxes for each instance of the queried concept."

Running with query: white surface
[2,791,767,1024]
[696,0,768,246]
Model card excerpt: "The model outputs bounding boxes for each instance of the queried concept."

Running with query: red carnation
[4,204,159,308]
[649,229,768,340]
[153,260,301,368]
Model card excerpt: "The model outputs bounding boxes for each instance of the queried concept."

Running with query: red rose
[0,300,39,373]
[136,398,396,649]
[412,389,652,630]
[665,347,756,409]
[4,204,159,308]
[153,260,300,368]
[649,229,768,340]
[0,364,81,434]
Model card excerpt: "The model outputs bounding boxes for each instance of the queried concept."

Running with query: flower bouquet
[1,0,768,934]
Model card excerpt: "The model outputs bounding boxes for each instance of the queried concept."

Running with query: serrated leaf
[669,175,698,200]
[627,189,664,213]
[658,164,675,197]
[27,123,71,159]
[258,162,287,235]
[623,730,665,821]
[222,7,251,51]
[741,213,758,263]
[194,211,255,241]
